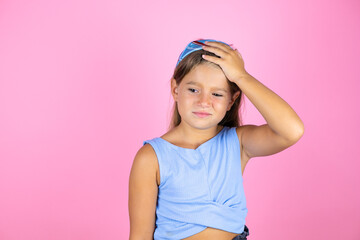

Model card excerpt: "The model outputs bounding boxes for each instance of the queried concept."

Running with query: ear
[171,78,179,102]
[226,90,241,111]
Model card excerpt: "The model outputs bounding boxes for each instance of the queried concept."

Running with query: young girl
[129,39,304,240]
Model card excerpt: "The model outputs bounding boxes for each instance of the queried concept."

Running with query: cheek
[213,97,229,106]
[176,93,193,111]
[179,92,196,102]
[215,98,233,112]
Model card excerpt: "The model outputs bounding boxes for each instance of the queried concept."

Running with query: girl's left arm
[235,72,305,158]
[201,41,304,159]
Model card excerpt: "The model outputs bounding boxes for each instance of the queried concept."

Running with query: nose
[198,92,211,107]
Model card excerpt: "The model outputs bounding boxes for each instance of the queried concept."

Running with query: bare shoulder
[132,143,160,186]
[236,124,265,161]
[137,142,157,158]
[235,125,253,148]
[235,125,255,144]
[235,125,247,137]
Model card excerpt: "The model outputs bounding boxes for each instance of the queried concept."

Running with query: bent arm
[235,72,304,142]
[234,72,304,160]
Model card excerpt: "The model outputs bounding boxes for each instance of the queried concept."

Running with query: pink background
[0,0,359,239]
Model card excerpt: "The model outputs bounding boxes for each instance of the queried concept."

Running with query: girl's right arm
[128,144,159,240]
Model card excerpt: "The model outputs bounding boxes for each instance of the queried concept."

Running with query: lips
[193,112,211,118]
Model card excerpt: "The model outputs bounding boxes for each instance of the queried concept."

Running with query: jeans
[231,225,249,240]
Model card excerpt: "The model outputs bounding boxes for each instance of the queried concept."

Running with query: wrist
[234,71,251,85]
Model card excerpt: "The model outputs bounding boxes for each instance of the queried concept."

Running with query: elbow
[295,122,305,140]
[288,125,305,144]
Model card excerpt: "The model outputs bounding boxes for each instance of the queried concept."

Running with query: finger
[205,41,234,51]
[202,45,228,58]
[202,54,223,65]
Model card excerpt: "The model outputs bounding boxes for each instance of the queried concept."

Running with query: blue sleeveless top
[142,126,248,240]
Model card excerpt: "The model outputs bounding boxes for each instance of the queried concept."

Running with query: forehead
[182,64,229,90]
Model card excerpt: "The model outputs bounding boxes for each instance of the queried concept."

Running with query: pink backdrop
[0,0,359,239]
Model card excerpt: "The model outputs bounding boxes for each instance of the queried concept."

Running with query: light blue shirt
[143,126,248,240]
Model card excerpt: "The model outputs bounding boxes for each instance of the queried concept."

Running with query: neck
[176,123,224,144]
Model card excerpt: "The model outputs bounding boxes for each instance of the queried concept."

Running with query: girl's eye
[188,88,223,97]
[188,88,197,93]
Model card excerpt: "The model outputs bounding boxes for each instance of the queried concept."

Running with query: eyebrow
[186,81,228,93]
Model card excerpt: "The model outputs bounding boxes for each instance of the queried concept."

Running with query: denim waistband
[231,225,249,240]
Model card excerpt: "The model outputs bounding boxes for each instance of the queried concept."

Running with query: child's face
[172,63,239,129]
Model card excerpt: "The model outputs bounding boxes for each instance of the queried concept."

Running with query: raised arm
[129,144,159,240]
[200,41,304,162]
[236,72,304,160]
